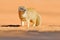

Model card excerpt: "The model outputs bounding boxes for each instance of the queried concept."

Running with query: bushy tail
[36,15,41,26]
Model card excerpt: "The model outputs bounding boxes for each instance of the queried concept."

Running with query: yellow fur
[18,8,41,27]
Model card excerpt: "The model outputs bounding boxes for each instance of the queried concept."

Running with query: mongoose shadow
[1,24,21,27]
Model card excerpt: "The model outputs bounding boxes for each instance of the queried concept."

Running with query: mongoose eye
[18,6,26,12]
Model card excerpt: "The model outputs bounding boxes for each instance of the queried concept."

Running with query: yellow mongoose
[18,6,41,28]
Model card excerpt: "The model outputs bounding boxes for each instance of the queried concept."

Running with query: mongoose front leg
[27,20,30,29]
[21,21,25,26]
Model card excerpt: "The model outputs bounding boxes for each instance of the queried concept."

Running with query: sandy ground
[0,0,60,31]
[0,30,60,40]
[0,0,60,40]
